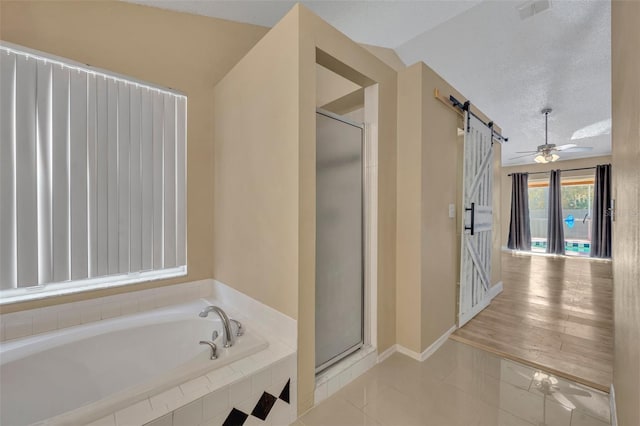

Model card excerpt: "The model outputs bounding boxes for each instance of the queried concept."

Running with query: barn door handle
[465,202,475,235]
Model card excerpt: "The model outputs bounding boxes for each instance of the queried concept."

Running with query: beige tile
[496,360,536,390]
[413,377,495,426]
[363,386,444,426]
[497,382,573,426]
[477,407,536,426]
[335,372,391,409]
[570,410,610,426]
[366,355,424,397]
[302,395,380,426]
[442,365,504,408]
[419,340,462,379]
[530,375,610,423]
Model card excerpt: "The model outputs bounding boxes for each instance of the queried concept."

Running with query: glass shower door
[315,110,364,373]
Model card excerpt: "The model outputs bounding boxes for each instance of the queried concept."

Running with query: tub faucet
[199,306,234,348]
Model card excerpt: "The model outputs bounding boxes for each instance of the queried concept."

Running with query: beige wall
[212,7,300,321]
[501,155,612,248]
[396,64,424,352]
[396,62,502,353]
[212,4,398,414]
[0,1,268,313]
[316,64,360,107]
[611,1,640,424]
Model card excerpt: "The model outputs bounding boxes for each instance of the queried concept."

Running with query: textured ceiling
[396,0,611,166]
[125,0,611,166]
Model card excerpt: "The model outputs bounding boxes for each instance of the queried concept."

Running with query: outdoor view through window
[529,178,595,256]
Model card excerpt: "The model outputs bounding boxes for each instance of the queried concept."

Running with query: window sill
[0,267,187,306]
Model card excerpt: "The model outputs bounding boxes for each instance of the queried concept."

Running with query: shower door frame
[314,108,366,374]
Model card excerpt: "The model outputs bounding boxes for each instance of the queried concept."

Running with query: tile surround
[2,279,298,426]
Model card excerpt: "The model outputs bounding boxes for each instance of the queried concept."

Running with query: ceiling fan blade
[514,150,539,154]
[555,144,577,151]
[561,146,593,153]
[509,153,537,160]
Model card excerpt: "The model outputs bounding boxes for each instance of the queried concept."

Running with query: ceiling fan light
[550,153,559,162]
[534,155,547,163]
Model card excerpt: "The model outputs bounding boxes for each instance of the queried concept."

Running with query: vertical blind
[0,44,187,292]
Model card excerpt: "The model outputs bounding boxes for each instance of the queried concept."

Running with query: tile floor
[296,340,610,426]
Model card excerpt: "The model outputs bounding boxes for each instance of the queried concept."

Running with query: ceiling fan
[511,108,593,163]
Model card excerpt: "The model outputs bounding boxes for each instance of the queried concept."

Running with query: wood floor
[451,252,613,392]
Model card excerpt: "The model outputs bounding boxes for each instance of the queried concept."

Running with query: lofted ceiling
[126,0,611,166]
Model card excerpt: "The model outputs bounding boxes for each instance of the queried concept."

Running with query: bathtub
[0,299,268,426]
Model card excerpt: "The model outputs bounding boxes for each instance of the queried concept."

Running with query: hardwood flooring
[451,252,613,392]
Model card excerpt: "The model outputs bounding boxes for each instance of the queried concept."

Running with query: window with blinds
[0,43,187,302]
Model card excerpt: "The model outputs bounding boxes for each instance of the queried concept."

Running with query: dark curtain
[591,164,612,258]
[507,173,531,250]
[546,169,565,255]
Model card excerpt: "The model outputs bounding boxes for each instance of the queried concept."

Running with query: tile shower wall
[0,280,212,341]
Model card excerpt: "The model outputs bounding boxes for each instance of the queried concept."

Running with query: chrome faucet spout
[198,306,234,347]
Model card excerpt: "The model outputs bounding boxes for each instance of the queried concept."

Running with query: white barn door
[459,112,494,327]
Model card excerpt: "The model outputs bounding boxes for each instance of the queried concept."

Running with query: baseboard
[379,325,457,363]
[610,384,618,426]
[377,344,397,363]
[395,345,422,361]
[418,325,457,361]
[459,281,503,326]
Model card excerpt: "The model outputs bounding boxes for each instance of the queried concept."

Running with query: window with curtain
[0,43,187,303]
[528,177,594,256]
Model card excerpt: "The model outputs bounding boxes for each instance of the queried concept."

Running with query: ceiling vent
[517,0,552,20]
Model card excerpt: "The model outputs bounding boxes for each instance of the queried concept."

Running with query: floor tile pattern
[298,340,610,426]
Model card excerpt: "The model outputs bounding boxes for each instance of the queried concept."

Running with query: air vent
[517,0,552,20]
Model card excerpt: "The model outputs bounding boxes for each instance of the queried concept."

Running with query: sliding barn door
[459,112,494,327]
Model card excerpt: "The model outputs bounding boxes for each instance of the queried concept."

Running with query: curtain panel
[507,173,532,250]
[591,164,612,258]
[546,169,565,255]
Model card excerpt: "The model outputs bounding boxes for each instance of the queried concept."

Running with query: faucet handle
[211,330,219,341]
[199,340,218,360]
[230,319,244,337]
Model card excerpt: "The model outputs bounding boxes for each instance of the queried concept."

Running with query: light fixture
[534,152,560,163]
[532,109,561,163]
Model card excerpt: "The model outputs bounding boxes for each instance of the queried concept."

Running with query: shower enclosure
[315,110,364,373]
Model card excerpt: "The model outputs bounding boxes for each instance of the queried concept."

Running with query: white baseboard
[377,325,457,363]
[610,384,618,426]
[459,281,503,327]
[377,344,397,363]
[418,325,457,361]
[395,344,422,361]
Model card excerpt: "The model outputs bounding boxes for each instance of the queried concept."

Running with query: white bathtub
[0,299,268,426]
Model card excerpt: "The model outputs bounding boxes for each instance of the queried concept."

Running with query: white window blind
[0,43,187,299]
